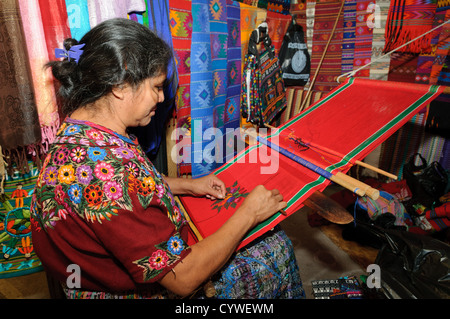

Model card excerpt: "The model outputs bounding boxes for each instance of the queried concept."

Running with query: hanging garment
[279,15,310,87]
[241,24,287,126]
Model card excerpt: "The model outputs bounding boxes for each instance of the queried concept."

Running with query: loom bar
[249,131,367,197]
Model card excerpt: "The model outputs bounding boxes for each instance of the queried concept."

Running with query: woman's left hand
[191,174,226,200]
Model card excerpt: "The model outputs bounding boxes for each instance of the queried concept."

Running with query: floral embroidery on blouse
[31,119,190,281]
[133,233,189,281]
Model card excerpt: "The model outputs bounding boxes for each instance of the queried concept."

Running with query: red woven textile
[180,78,444,250]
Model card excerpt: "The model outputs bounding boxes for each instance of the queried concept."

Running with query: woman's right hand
[237,185,287,228]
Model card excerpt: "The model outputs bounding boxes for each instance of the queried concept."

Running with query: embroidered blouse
[30,118,191,294]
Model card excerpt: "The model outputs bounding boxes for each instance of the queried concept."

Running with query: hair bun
[63,38,80,51]
[46,38,82,103]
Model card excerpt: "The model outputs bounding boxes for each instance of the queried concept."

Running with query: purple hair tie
[55,43,85,64]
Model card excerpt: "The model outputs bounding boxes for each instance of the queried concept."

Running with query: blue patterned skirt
[196,225,305,299]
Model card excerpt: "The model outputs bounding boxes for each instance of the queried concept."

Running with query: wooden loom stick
[264,124,397,181]
[299,0,346,112]
[244,129,380,199]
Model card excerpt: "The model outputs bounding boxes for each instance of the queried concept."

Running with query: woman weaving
[31,18,305,299]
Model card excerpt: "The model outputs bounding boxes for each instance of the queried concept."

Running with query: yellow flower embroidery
[58,165,76,184]
[142,177,156,191]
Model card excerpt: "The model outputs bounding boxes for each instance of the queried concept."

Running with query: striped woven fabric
[369,0,391,80]
[309,0,344,92]
[342,0,356,75]
[383,0,438,54]
[352,0,373,78]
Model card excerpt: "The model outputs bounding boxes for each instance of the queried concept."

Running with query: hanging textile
[310,0,344,92]
[209,0,229,166]
[223,1,242,163]
[369,0,391,80]
[388,52,419,83]
[266,0,291,14]
[383,0,438,54]
[0,0,41,174]
[87,0,146,27]
[236,0,259,7]
[429,9,450,84]
[190,0,214,177]
[189,0,243,177]
[414,7,444,84]
[265,9,291,55]
[65,0,91,41]
[17,0,59,138]
[352,0,374,78]
[169,0,193,176]
[180,78,445,250]
[0,163,43,279]
[130,0,178,158]
[234,0,291,14]
[38,0,72,68]
[239,2,267,72]
[342,0,356,75]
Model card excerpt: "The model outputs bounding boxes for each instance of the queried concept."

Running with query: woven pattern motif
[211,227,305,299]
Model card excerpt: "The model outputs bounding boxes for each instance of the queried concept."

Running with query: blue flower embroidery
[68,184,82,204]
[167,236,184,255]
[87,147,107,161]
[64,125,81,136]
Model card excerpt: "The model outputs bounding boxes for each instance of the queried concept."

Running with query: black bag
[278,15,310,87]
[403,153,448,207]
[354,222,450,299]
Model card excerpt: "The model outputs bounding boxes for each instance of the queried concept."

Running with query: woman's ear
[111,85,127,100]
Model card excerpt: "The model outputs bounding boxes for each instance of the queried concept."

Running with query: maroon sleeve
[87,193,191,283]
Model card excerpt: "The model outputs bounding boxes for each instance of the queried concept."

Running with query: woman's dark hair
[47,18,172,116]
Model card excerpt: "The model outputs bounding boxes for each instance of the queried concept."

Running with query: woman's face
[122,73,166,127]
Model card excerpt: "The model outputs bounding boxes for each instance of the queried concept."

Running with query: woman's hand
[190,174,226,200]
[237,185,287,228]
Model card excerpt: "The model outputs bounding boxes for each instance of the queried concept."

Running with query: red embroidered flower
[84,184,104,206]
[137,177,155,197]
[149,250,168,270]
